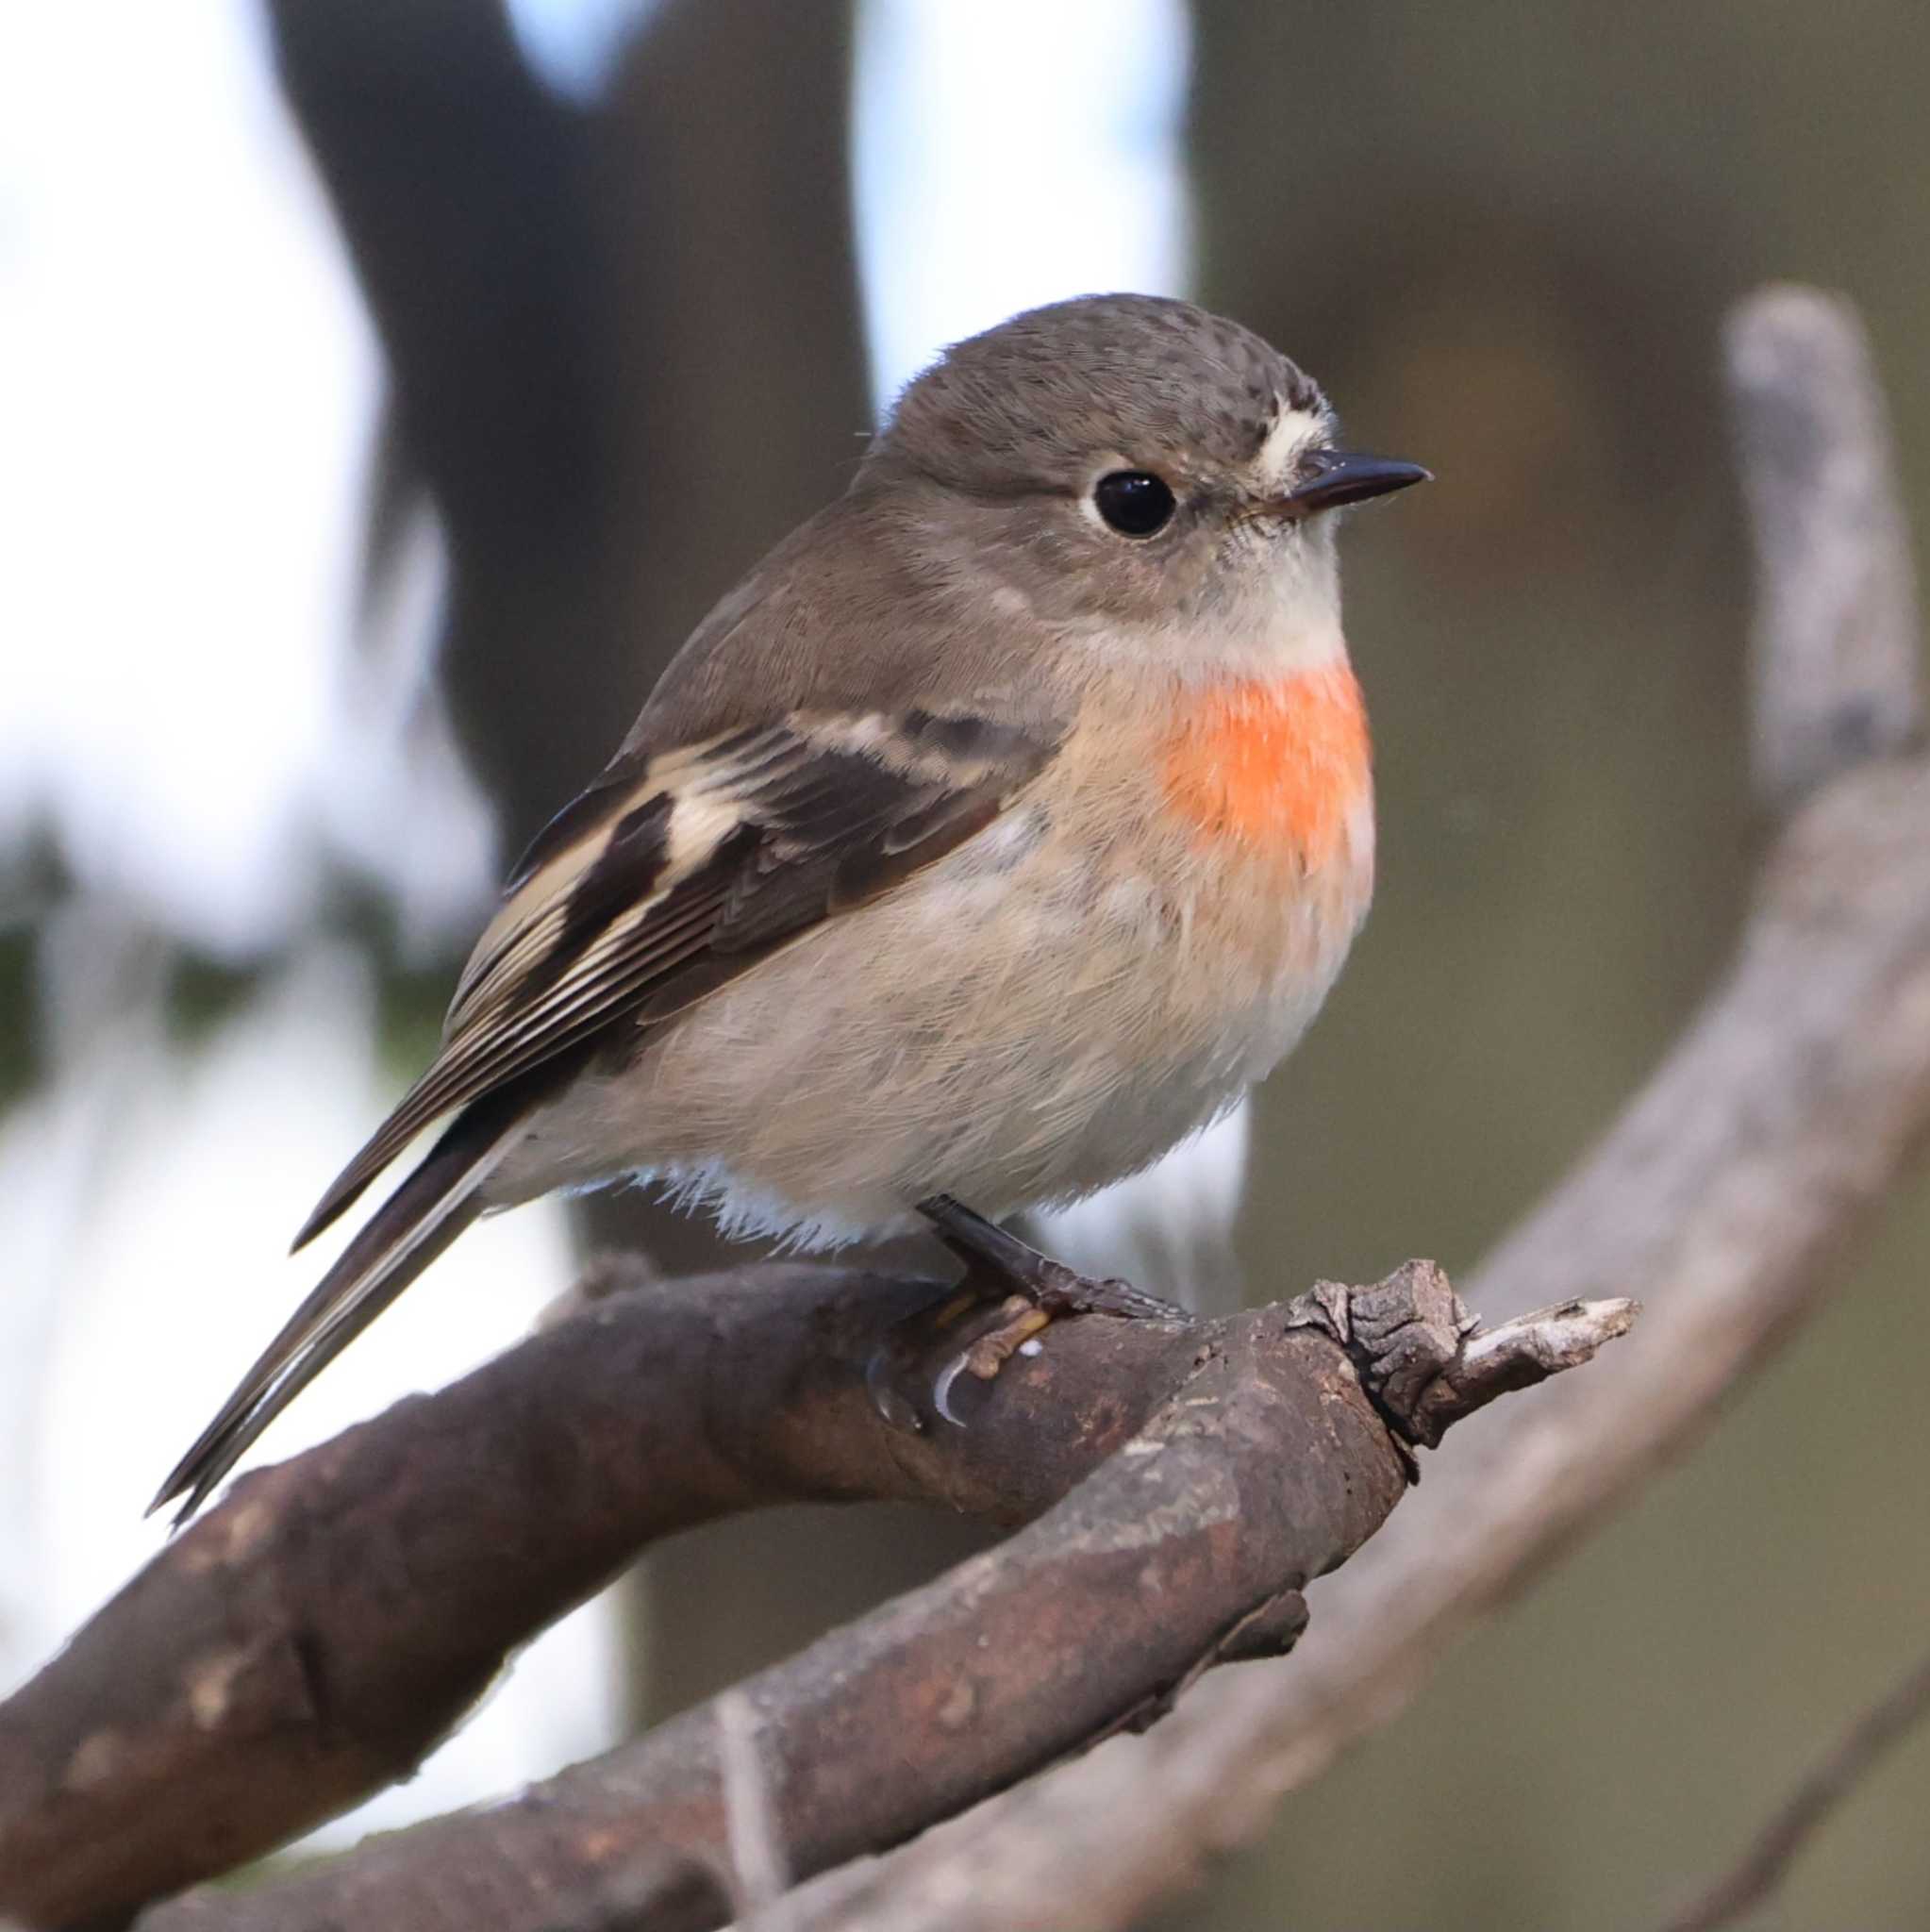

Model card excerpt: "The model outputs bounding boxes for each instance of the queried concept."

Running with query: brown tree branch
[0,1263,1120,1925]
[740,283,1930,1932]
[0,1263,1624,1930]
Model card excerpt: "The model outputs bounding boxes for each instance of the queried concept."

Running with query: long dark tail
[150,1098,522,1524]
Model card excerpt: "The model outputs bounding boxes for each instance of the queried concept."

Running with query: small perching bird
[156,294,1426,1519]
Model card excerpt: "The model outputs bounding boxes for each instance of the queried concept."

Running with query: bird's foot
[916,1192,1190,1324]
[862,1196,1192,1431]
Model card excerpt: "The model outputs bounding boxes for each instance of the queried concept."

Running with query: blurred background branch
[1663,1640,1930,1932]
[1727,287,1923,807]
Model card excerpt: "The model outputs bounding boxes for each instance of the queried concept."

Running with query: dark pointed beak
[1272,449,1431,520]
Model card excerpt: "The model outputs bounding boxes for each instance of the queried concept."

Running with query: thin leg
[916,1193,1188,1323]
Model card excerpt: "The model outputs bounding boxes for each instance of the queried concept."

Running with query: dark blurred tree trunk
[269,0,986,1737]
[270,0,624,837]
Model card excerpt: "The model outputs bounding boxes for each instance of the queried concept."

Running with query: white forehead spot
[1254,405,1326,489]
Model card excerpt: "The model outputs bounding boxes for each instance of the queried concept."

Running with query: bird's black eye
[1092,470,1176,538]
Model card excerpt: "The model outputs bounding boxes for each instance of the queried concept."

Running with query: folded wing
[294,708,1062,1249]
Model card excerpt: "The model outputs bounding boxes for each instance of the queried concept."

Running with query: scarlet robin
[158,293,1427,1519]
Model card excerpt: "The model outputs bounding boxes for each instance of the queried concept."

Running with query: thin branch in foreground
[1661,1643,1930,1932]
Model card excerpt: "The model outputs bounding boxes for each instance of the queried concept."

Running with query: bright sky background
[854,0,1192,406]
[0,0,1208,1844]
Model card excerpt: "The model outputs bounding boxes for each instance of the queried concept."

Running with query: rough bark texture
[0,1268,1628,1930]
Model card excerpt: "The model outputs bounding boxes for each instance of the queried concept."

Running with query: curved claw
[933,1348,975,1428]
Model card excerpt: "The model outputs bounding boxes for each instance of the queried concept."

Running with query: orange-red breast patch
[1160,662,1371,870]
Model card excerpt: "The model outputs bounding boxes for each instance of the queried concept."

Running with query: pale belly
[491,799,1373,1248]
